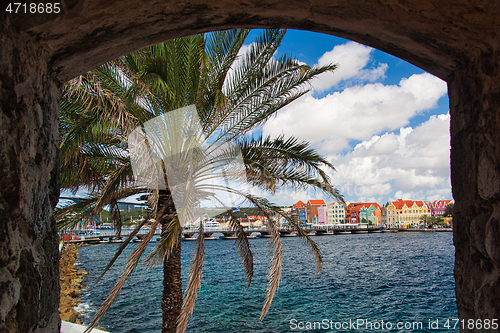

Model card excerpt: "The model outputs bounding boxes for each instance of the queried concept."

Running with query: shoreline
[59,244,87,324]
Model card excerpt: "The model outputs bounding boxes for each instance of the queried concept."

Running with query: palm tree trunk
[158,188,183,333]
[162,228,182,333]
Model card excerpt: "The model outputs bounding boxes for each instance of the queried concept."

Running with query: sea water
[78,232,457,332]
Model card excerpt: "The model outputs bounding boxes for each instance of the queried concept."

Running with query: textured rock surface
[1,0,500,331]
[450,50,500,320]
[59,245,86,325]
[15,0,496,83]
[0,20,61,333]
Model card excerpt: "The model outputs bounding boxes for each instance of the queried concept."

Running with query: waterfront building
[327,202,345,224]
[317,205,327,224]
[381,206,388,226]
[427,200,453,217]
[292,201,307,224]
[346,203,382,225]
[385,199,431,228]
[306,199,326,224]
[277,207,293,226]
[345,203,361,224]
[359,203,383,225]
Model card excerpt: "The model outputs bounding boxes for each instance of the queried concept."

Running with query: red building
[306,199,326,224]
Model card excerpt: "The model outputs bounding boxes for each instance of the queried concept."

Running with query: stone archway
[1,1,499,331]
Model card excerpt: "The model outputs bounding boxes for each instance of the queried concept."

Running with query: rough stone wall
[450,47,500,321]
[25,0,498,82]
[0,20,61,332]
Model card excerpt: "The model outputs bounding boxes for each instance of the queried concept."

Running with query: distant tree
[421,215,436,227]
[443,202,454,217]
[434,218,447,226]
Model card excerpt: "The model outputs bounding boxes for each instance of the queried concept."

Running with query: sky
[60,29,452,208]
[247,29,452,206]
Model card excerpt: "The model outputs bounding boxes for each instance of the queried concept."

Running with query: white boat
[203,220,221,229]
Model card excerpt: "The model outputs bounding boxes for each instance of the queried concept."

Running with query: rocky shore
[59,244,87,324]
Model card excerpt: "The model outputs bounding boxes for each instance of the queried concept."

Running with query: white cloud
[250,41,450,206]
[328,114,451,203]
[262,72,447,155]
[311,41,388,92]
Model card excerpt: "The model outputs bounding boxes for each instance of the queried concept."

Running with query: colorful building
[306,199,326,224]
[292,201,307,224]
[327,202,345,224]
[427,200,453,217]
[385,199,431,228]
[346,203,382,225]
[317,205,327,224]
[359,203,383,225]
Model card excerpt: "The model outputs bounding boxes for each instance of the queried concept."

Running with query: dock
[63,226,451,244]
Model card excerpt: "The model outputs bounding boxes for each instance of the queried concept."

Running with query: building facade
[347,203,382,225]
[292,201,307,224]
[317,205,327,224]
[385,199,431,228]
[427,200,453,217]
[327,202,345,224]
[306,199,326,224]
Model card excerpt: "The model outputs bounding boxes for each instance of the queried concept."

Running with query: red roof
[347,202,382,211]
[390,199,429,209]
[391,199,405,209]
[308,199,326,206]
[428,199,452,208]
[294,200,306,208]
[328,201,344,205]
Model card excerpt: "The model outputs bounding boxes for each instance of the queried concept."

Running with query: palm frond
[227,211,254,289]
[176,222,205,333]
[58,27,342,333]
[95,217,149,284]
[84,220,160,333]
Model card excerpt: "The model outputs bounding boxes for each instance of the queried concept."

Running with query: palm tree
[57,29,341,333]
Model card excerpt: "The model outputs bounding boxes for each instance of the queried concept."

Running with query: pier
[63,225,451,244]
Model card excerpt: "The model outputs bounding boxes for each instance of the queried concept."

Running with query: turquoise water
[78,232,457,332]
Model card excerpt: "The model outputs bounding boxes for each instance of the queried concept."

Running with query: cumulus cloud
[262,72,448,155]
[328,114,451,203]
[311,41,388,92]
[249,40,450,205]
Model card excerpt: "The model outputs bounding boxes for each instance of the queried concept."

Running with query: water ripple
[79,232,457,332]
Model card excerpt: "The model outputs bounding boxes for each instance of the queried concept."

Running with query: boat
[203,220,221,229]
[337,231,351,234]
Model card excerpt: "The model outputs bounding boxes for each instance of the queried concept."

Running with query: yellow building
[385,199,431,228]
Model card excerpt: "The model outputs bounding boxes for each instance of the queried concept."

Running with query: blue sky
[248,29,452,205]
[60,29,452,208]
